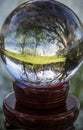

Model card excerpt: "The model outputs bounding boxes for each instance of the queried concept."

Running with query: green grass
[3,50,66,64]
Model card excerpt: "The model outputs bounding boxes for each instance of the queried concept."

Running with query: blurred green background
[0,0,83,130]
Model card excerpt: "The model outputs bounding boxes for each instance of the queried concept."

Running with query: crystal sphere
[0,0,83,87]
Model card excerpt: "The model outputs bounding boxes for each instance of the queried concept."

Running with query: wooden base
[4,122,75,130]
[13,81,69,109]
[3,92,79,130]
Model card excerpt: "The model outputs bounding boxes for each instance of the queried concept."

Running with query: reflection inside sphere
[0,0,83,87]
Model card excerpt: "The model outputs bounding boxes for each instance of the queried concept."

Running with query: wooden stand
[3,81,80,130]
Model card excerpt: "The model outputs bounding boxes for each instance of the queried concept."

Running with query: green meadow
[3,50,66,64]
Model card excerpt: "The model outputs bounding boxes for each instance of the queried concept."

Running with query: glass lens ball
[0,0,83,87]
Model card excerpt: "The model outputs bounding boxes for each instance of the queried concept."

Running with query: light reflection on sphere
[0,0,83,87]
